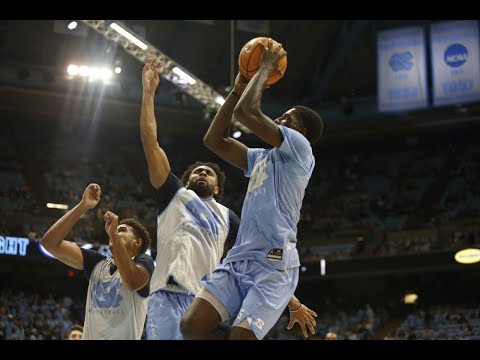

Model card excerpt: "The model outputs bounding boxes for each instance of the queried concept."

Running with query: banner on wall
[377,26,428,112]
[431,20,480,106]
[0,236,30,256]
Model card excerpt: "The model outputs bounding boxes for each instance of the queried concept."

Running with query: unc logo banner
[430,20,480,106]
[377,27,428,112]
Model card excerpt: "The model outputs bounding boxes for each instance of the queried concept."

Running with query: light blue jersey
[199,126,315,339]
[223,125,314,270]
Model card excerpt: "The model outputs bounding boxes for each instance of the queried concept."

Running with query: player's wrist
[77,201,90,212]
[230,91,241,98]
[289,303,302,313]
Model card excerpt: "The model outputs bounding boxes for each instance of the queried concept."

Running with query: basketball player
[41,183,155,340]
[65,324,83,340]
[140,58,240,340]
[180,38,323,340]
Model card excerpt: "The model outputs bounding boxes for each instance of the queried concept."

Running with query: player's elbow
[203,133,212,147]
[180,314,202,339]
[123,278,142,292]
[40,236,55,252]
[203,133,219,151]
[233,103,250,121]
[123,270,149,292]
[140,132,156,147]
[203,133,224,153]
[234,103,259,125]
[124,283,137,292]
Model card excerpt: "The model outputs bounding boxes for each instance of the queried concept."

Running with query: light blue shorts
[146,289,194,340]
[199,259,299,340]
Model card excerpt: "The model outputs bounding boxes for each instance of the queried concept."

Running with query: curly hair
[120,218,151,254]
[180,161,226,201]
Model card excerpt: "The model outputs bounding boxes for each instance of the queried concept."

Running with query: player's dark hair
[120,218,151,254]
[293,105,324,144]
[180,161,226,201]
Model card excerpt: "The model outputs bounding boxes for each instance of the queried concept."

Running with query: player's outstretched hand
[287,303,318,338]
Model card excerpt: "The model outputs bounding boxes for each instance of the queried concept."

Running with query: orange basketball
[238,37,287,86]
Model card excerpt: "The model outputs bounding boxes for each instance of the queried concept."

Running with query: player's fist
[82,183,101,209]
[104,211,119,236]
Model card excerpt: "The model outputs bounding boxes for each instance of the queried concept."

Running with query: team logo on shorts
[237,308,245,320]
[255,318,265,330]
[267,248,283,260]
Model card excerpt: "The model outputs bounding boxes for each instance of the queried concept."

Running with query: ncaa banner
[431,20,480,106]
[377,27,428,112]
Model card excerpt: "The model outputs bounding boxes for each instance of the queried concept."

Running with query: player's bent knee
[180,313,199,339]
[229,326,258,340]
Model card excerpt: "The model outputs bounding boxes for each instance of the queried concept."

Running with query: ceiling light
[46,203,68,210]
[455,248,480,264]
[172,67,196,85]
[404,293,418,304]
[67,64,78,76]
[67,21,78,30]
[215,96,225,105]
[233,130,242,139]
[110,22,148,50]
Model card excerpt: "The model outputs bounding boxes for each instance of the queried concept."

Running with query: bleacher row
[2,287,478,340]
[1,122,479,261]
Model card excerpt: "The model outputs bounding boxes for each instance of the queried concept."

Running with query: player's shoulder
[280,124,310,144]
[135,253,154,262]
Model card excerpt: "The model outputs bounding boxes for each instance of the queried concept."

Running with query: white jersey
[150,173,237,295]
[81,250,154,340]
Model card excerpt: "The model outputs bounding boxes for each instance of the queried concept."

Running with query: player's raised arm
[234,38,287,148]
[203,73,249,171]
[140,57,171,190]
[41,183,101,270]
[104,211,150,291]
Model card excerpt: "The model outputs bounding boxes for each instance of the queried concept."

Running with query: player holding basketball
[140,57,241,340]
[181,38,322,340]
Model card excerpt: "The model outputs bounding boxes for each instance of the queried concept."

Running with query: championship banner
[377,26,428,112]
[431,20,480,106]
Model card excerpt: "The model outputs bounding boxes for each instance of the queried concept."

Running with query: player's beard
[188,180,214,199]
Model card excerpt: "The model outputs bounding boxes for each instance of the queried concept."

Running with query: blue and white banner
[431,20,480,106]
[377,27,428,112]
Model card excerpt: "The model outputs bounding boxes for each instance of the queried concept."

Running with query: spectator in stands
[324,331,338,340]
[65,324,83,340]
[41,183,155,339]
[180,39,321,340]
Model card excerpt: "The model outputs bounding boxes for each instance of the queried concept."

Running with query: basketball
[238,37,287,86]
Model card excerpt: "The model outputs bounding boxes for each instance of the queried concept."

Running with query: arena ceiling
[0,20,435,105]
[1,19,479,140]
